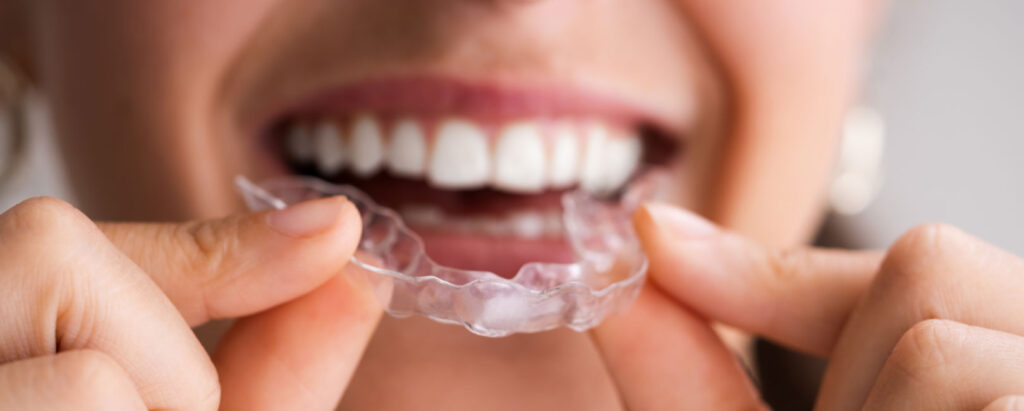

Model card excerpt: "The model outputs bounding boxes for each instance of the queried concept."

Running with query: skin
[616,204,1024,410]
[5,0,1023,409]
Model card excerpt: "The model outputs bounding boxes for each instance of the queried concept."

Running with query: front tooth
[548,123,579,188]
[313,120,345,175]
[387,118,427,177]
[285,122,315,163]
[579,122,610,193]
[348,114,385,176]
[604,134,642,190]
[428,119,491,189]
[493,122,547,193]
[510,212,546,239]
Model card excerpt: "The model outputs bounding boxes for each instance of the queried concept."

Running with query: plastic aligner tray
[236,173,659,337]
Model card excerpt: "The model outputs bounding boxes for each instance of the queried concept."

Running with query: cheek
[676,0,881,246]
[33,0,282,220]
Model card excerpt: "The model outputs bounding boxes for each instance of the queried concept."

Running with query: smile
[264,76,681,275]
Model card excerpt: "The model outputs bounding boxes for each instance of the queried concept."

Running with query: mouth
[262,76,682,276]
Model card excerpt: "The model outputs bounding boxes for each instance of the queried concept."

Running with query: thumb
[214,260,382,411]
[634,202,882,356]
[99,196,362,325]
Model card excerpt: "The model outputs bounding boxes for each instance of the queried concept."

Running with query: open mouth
[263,77,682,276]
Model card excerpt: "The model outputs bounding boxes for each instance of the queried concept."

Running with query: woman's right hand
[0,196,381,410]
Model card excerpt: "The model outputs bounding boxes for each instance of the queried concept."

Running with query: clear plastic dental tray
[236,173,660,337]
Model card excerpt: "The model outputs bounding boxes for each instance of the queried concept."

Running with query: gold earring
[0,56,27,186]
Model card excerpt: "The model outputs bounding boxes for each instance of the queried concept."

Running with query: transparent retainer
[236,173,661,337]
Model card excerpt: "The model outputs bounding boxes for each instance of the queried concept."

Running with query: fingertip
[260,195,362,274]
[197,197,363,322]
[265,196,355,239]
[635,202,719,241]
[631,204,756,343]
[633,202,720,288]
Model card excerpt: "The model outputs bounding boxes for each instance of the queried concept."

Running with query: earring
[829,105,886,215]
[0,56,27,185]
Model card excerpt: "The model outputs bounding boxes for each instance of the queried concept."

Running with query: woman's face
[5,0,878,270]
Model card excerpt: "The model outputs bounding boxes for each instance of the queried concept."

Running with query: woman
[1,1,1022,409]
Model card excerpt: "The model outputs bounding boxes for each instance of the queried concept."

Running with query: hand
[591,203,1024,410]
[0,196,381,410]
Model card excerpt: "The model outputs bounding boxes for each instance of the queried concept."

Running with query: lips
[264,76,680,275]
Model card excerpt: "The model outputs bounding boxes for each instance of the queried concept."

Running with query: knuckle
[0,196,94,243]
[888,223,970,266]
[873,223,975,316]
[0,197,108,292]
[179,218,243,284]
[888,319,966,381]
[764,248,803,284]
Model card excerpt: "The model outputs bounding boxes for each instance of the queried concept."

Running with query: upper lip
[257,75,687,139]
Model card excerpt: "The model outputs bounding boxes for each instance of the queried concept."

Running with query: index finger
[633,202,882,356]
[98,196,362,325]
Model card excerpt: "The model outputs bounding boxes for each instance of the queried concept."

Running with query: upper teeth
[284,115,642,194]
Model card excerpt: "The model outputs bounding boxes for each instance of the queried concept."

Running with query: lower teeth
[398,205,563,239]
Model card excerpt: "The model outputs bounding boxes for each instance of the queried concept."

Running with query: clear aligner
[235,173,661,337]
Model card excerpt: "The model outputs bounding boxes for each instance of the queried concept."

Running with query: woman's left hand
[590,203,1024,410]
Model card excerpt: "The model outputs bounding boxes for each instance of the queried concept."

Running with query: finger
[214,261,382,411]
[0,350,145,411]
[863,320,1024,410]
[984,396,1024,411]
[0,197,218,410]
[590,285,767,410]
[815,224,1024,410]
[633,202,882,355]
[100,195,361,325]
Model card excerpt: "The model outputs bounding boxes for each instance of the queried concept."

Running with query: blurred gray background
[2,0,1023,254]
[832,0,1024,254]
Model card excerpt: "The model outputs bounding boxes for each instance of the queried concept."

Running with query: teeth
[579,122,610,193]
[313,120,345,175]
[509,212,547,239]
[493,122,547,193]
[285,115,643,194]
[348,114,385,176]
[387,118,427,177]
[285,123,315,163]
[604,132,643,190]
[428,119,491,189]
[578,123,643,194]
[548,123,579,188]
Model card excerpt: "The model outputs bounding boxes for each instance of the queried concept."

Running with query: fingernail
[266,197,347,238]
[640,202,718,239]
